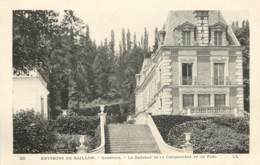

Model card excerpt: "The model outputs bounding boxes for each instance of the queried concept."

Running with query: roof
[164,10,240,46]
[13,69,48,88]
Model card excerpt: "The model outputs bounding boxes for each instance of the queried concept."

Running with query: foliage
[152,115,204,140]
[89,126,101,149]
[153,115,249,153]
[52,134,91,153]
[53,111,99,136]
[13,110,56,153]
[167,119,249,153]
[93,46,113,100]
[13,10,59,74]
[106,115,127,124]
[212,116,249,134]
[13,10,150,119]
[73,107,100,116]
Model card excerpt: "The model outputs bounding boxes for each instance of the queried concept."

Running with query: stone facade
[135,10,244,116]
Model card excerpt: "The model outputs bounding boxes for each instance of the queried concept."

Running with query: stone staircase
[105,124,160,153]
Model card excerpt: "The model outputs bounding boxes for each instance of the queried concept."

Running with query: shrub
[13,110,56,153]
[212,117,249,134]
[73,107,100,116]
[53,111,99,136]
[53,134,93,153]
[89,125,101,149]
[167,120,249,153]
[106,115,126,124]
[152,115,208,140]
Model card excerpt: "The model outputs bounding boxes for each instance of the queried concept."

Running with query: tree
[143,28,149,52]
[13,10,59,74]
[121,28,126,55]
[119,41,123,56]
[109,30,115,56]
[140,35,144,49]
[133,32,137,48]
[93,46,111,99]
[13,10,150,119]
[153,27,159,52]
[127,29,131,51]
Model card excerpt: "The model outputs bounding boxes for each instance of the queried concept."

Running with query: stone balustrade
[135,112,193,154]
[77,105,106,154]
[183,106,243,117]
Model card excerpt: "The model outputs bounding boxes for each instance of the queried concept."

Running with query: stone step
[105,136,154,139]
[105,149,159,153]
[105,124,160,153]
[105,148,159,153]
[106,145,157,150]
[106,139,155,144]
[106,149,160,153]
[106,143,157,147]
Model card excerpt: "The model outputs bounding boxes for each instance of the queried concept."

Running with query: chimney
[158,30,166,46]
[194,10,209,46]
[158,24,166,46]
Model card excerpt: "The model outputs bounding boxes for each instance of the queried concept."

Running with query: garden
[13,110,100,153]
[152,115,249,153]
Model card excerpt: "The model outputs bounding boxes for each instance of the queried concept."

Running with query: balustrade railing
[180,76,232,86]
[184,106,236,116]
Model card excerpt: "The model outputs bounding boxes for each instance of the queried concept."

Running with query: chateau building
[135,10,244,116]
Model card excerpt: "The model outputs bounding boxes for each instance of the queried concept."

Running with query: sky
[71,10,248,51]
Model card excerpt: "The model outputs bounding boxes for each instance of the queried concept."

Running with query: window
[198,94,210,107]
[215,94,226,107]
[183,94,194,108]
[214,31,223,46]
[182,31,191,45]
[182,63,193,85]
[214,63,224,85]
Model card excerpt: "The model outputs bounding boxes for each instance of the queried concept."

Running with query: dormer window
[209,22,227,46]
[214,31,223,46]
[175,22,196,46]
[182,31,191,46]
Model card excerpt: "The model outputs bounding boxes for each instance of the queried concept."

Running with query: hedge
[13,110,56,153]
[167,120,249,153]
[53,111,99,136]
[52,134,94,153]
[212,117,249,134]
[106,115,126,124]
[152,115,207,140]
[152,115,249,153]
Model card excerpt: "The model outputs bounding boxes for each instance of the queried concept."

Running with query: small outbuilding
[12,69,49,119]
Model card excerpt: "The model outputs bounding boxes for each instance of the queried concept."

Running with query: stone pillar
[210,94,214,107]
[99,105,107,125]
[233,108,238,117]
[187,108,191,116]
[194,94,198,107]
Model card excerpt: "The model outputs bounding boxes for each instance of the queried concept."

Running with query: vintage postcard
[0,0,260,164]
